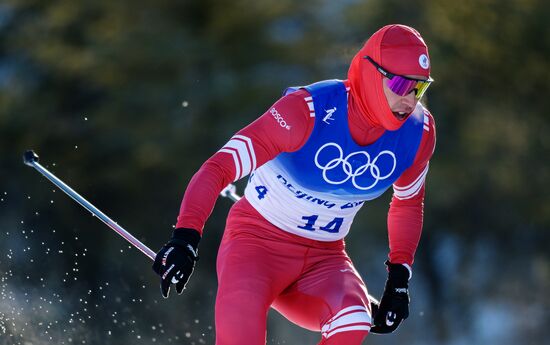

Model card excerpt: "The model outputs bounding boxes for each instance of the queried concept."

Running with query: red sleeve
[387,111,436,267]
[175,90,314,234]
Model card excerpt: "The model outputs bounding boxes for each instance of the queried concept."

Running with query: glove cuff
[401,263,412,280]
[169,228,201,258]
[385,260,410,286]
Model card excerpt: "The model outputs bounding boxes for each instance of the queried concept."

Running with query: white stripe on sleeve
[233,135,257,173]
[218,148,241,181]
[393,163,430,200]
[423,112,430,131]
[219,135,256,181]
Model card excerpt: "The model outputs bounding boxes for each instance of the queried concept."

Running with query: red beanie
[348,24,430,130]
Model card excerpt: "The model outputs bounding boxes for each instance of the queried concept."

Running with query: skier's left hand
[370,261,410,334]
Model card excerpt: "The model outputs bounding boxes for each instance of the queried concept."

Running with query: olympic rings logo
[314,143,397,190]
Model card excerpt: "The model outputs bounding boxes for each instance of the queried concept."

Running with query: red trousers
[215,199,372,345]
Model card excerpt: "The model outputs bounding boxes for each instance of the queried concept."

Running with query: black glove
[152,228,200,298]
[370,261,410,334]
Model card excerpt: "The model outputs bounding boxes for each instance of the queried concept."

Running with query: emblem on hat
[419,54,430,69]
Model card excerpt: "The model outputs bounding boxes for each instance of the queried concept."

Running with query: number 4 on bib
[255,185,268,199]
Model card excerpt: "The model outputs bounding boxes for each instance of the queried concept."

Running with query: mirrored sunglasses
[364,56,433,100]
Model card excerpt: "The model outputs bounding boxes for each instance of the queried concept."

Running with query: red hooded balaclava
[348,24,430,131]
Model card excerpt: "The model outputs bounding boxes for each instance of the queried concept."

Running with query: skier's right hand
[152,228,200,298]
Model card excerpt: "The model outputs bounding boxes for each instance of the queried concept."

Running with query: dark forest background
[1,0,548,344]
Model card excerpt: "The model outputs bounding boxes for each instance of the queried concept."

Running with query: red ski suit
[175,79,436,344]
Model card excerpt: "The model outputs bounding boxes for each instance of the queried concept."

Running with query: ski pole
[219,183,241,202]
[23,150,157,261]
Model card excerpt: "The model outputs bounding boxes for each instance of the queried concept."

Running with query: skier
[153,24,436,345]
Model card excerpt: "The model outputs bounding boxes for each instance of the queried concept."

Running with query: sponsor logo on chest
[269,107,291,130]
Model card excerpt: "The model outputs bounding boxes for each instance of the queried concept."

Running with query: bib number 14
[298,215,343,233]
